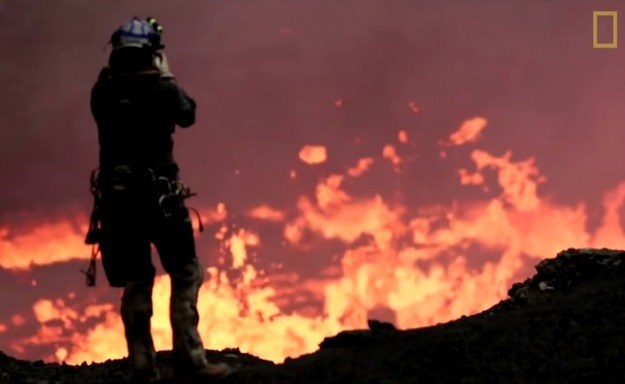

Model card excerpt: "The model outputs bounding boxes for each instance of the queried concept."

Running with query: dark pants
[98,174,209,373]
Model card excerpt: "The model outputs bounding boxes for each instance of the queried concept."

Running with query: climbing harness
[82,166,203,286]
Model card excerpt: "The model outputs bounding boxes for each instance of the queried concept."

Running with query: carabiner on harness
[153,175,203,232]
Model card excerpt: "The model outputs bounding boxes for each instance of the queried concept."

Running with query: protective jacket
[91,66,196,175]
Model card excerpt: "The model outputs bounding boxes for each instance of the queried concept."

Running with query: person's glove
[153,51,174,79]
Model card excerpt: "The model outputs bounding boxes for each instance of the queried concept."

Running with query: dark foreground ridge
[2,248,625,384]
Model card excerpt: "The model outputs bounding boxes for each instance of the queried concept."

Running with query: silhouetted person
[87,17,230,383]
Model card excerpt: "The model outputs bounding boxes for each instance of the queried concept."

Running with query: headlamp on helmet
[110,16,164,51]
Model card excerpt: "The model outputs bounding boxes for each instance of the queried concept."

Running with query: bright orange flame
[9,114,625,367]
[0,216,90,270]
[314,175,351,210]
[347,158,374,178]
[226,229,260,269]
[283,218,306,246]
[55,347,68,362]
[398,130,409,144]
[20,230,340,364]
[299,146,327,165]
[443,116,487,146]
[33,299,79,328]
[469,150,546,211]
[459,168,485,185]
[382,144,402,170]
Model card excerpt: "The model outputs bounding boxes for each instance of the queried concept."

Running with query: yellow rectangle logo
[593,11,618,48]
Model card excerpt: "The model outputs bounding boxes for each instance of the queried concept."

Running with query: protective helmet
[110,16,164,51]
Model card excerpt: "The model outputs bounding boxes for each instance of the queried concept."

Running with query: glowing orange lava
[5,115,625,366]
[382,144,402,170]
[347,158,374,178]
[0,217,90,269]
[398,130,409,144]
[443,116,487,146]
[298,145,327,165]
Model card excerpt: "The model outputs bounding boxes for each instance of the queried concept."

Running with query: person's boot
[194,361,231,379]
[176,361,232,381]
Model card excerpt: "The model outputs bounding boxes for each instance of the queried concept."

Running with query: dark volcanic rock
[367,319,397,331]
[1,248,625,383]
[489,247,625,313]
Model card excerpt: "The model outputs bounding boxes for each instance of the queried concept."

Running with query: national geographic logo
[593,11,618,48]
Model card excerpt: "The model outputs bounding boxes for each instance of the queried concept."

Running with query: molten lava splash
[298,145,327,165]
[347,158,374,178]
[0,217,90,269]
[398,130,409,144]
[382,144,402,170]
[443,116,487,146]
[6,116,625,365]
